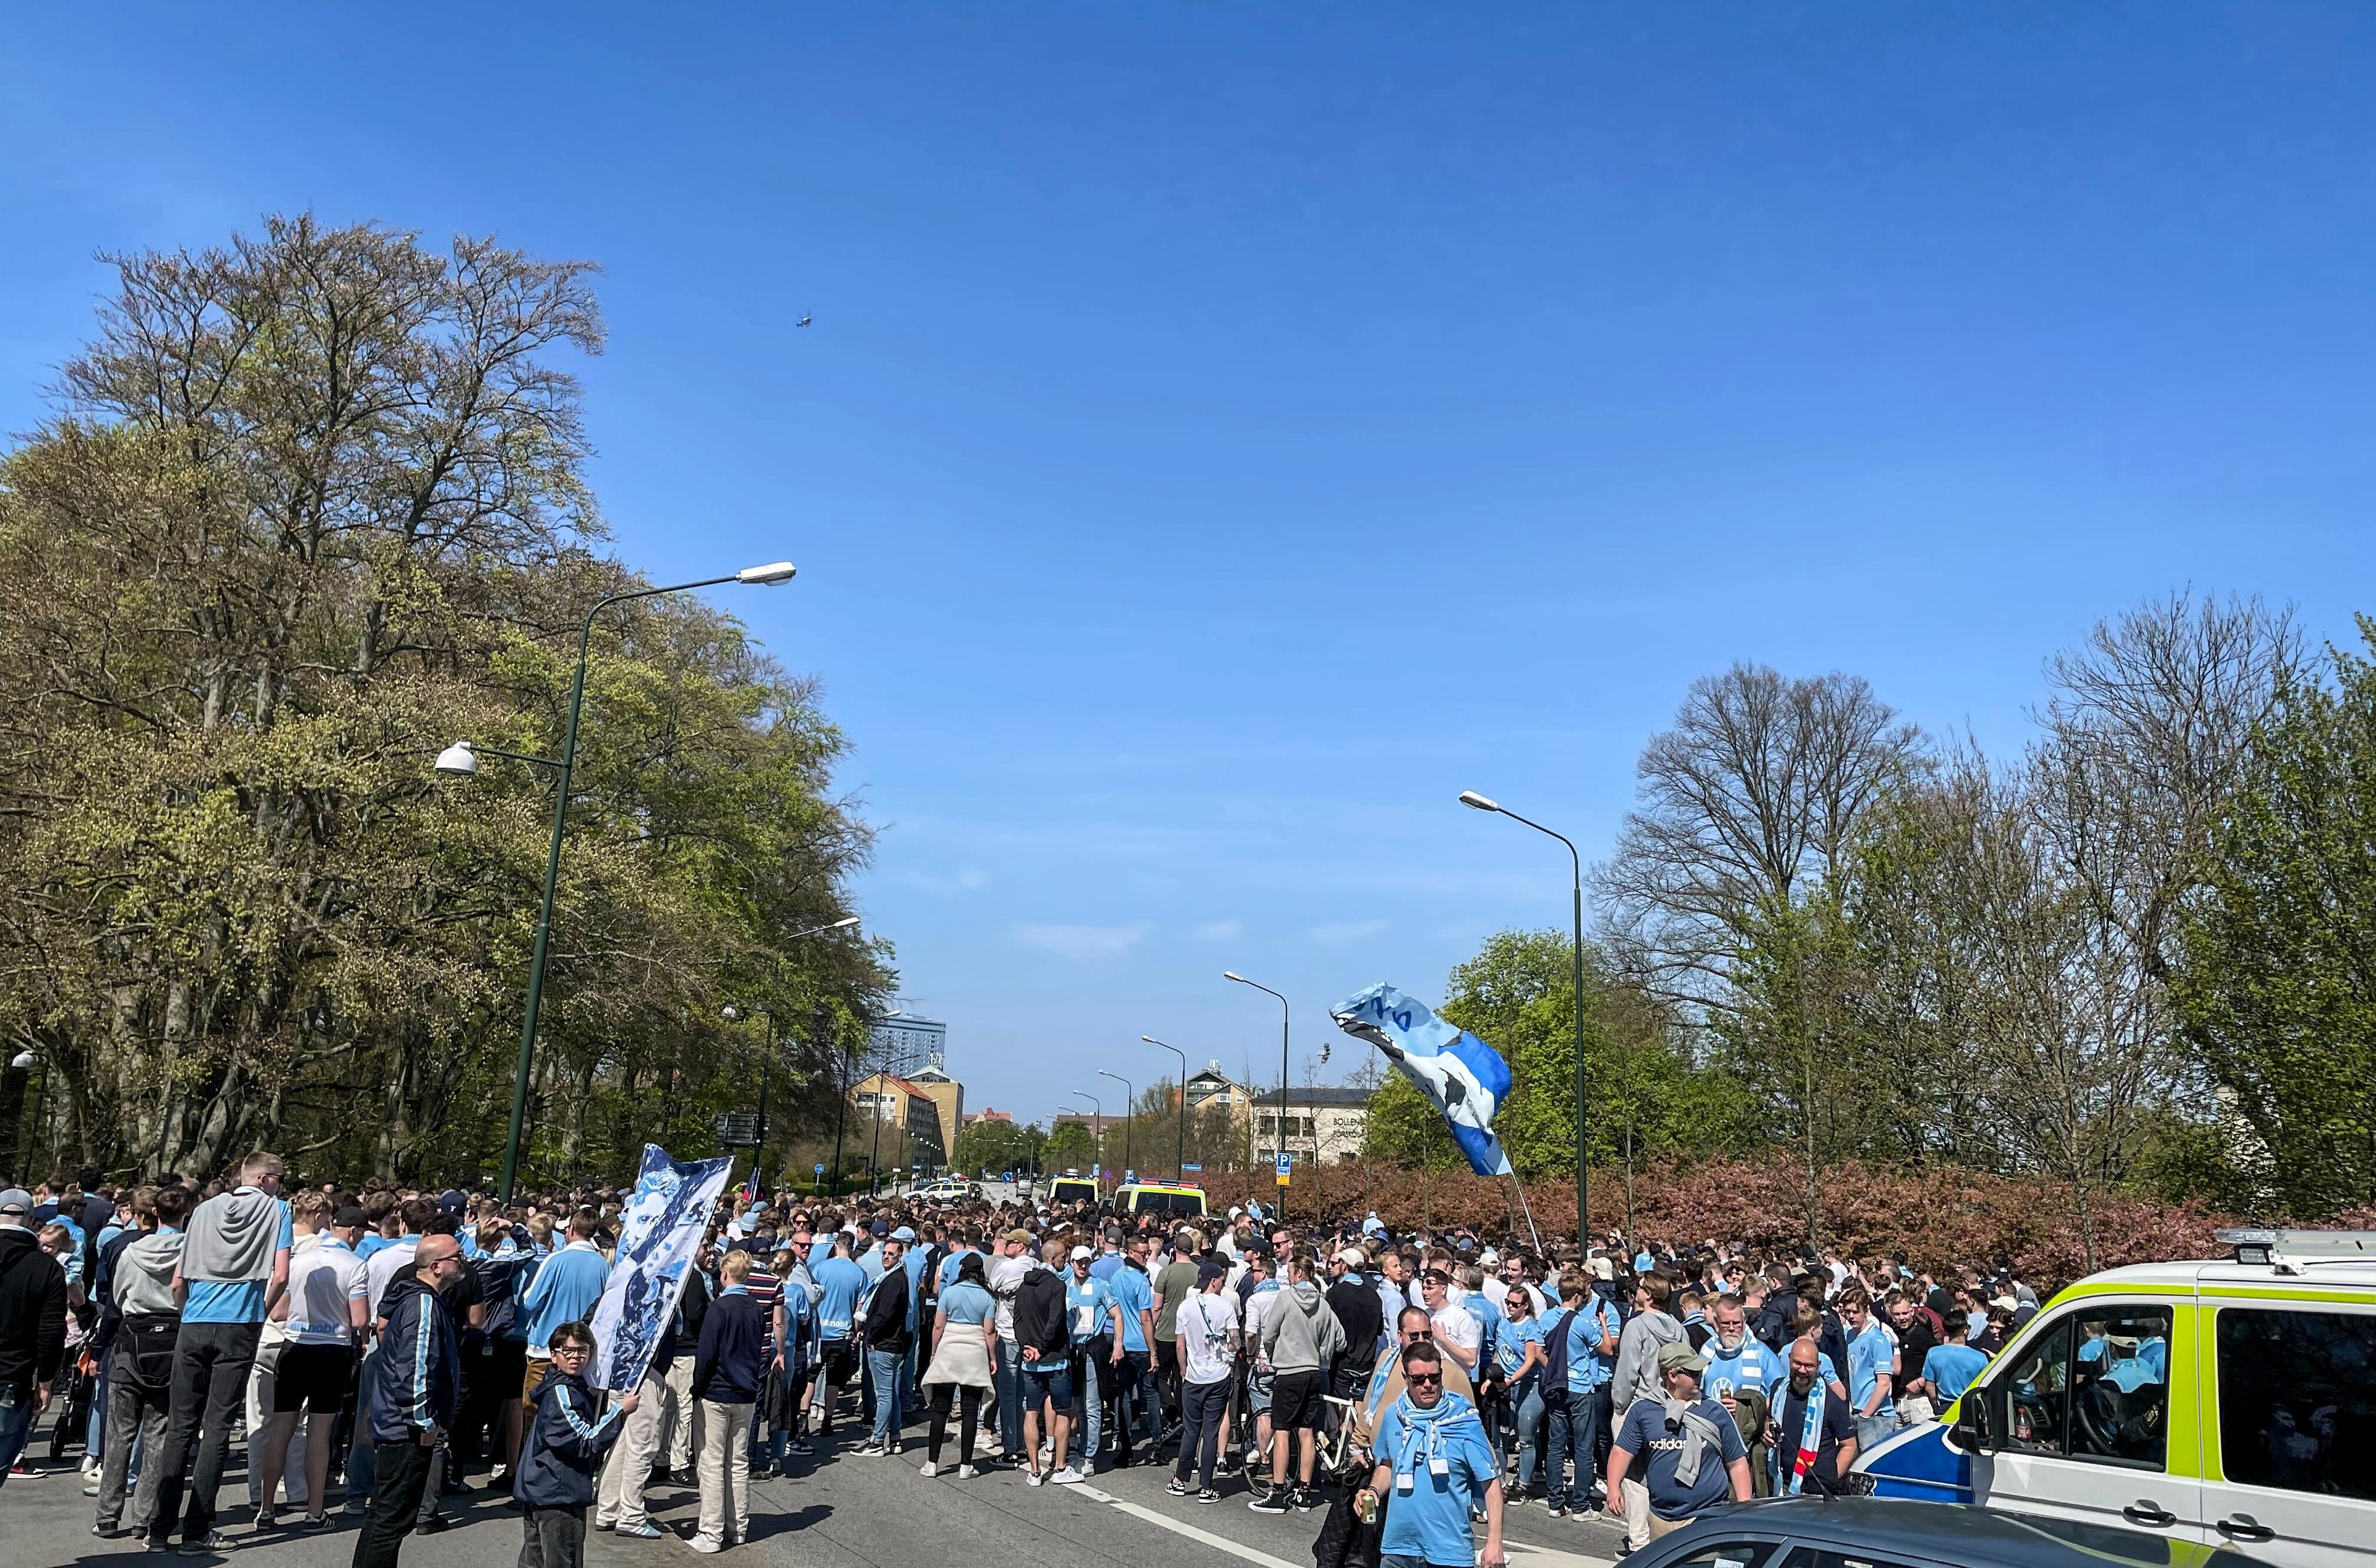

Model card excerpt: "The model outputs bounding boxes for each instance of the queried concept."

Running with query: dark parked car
[1631,1498,2266,1568]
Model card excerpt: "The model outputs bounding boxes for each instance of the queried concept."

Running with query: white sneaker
[1024,1467,1046,1487]
[687,1536,725,1554]
[956,1464,979,1480]
[1050,1465,1084,1485]
[919,1461,942,1478]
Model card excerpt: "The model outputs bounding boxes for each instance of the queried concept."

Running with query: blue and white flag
[588,1144,734,1393]
[1333,982,1515,1178]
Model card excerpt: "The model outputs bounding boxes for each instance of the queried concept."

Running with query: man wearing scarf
[1604,1340,1750,1552]
[1356,1341,1504,1568]
[1765,1335,1859,1497]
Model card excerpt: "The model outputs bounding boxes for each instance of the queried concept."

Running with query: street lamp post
[1069,1091,1102,1181]
[438,560,796,1203]
[833,1007,900,1194]
[1460,790,1588,1249]
[1140,1035,1189,1180]
[731,915,859,1190]
[1096,1069,1132,1178]
[1224,971,1290,1223]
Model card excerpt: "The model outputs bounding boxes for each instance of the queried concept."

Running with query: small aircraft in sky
[796,315,813,327]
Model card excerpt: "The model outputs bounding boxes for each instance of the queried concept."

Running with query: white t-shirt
[1431,1304,1483,1366]
[286,1237,368,1345]
[1177,1290,1240,1385]
[364,1236,420,1322]
[989,1254,1032,1340]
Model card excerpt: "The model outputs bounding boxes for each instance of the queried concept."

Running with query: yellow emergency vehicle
[1857,1228,2375,1566]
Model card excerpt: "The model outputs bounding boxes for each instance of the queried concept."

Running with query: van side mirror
[1952,1387,1996,1455]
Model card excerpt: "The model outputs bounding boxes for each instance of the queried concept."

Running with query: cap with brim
[1196,1257,1229,1284]
[1336,1246,1367,1267]
[1070,1245,1095,1262]
[1656,1341,1709,1376]
[891,1226,916,1242]
[1989,1296,2018,1313]
[1003,1228,1034,1246]
[870,1219,889,1236]
[0,1187,30,1216]
[334,1206,369,1228]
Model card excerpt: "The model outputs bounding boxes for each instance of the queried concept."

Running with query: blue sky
[8,6,2376,1134]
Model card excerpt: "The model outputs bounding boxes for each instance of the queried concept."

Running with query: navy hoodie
[514,1368,626,1508]
[367,1274,461,1442]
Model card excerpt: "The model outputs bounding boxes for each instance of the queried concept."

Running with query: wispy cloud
[903,867,989,895]
[1192,920,1242,942]
[1015,921,1151,960]
[1309,918,1389,946]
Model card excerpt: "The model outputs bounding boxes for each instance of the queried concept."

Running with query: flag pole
[1505,1169,1543,1254]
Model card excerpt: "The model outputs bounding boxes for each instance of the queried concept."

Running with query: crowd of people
[0,1155,2051,1565]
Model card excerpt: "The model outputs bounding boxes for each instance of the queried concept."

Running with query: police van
[1857,1228,2375,1566]
[1113,1180,1207,1221]
[1047,1171,1100,1207]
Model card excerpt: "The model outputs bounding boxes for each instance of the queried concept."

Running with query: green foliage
[0,217,889,1186]
[1362,928,1753,1179]
[2174,627,2376,1218]
[952,1118,1045,1179]
[1044,1119,1096,1173]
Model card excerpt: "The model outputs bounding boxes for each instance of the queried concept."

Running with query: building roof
[1252,1086,1373,1108]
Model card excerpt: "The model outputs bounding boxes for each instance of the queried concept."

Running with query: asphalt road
[8,1421,1627,1568]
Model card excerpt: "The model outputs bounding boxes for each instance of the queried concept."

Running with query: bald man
[353,1234,465,1568]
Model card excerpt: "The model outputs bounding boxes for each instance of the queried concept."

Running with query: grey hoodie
[114,1228,184,1317]
[1259,1279,1346,1376]
[1613,1307,1685,1410]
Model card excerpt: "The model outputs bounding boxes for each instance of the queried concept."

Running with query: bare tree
[1597,664,1926,1244]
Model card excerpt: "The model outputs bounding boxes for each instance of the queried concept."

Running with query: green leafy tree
[1361,928,1752,1234]
[0,217,889,1186]
[952,1118,1044,1179]
[1044,1118,1096,1173]
[2174,627,2376,1217]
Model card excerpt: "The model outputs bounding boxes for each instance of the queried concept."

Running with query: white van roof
[2050,1230,2376,1298]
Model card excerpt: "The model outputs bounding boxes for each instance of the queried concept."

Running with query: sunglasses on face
[1406,1371,1442,1385]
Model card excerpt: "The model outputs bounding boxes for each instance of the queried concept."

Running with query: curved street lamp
[439,561,798,1202]
[1140,1035,1189,1180]
[1096,1069,1132,1179]
[1224,971,1291,1221]
[1460,789,1588,1249]
[1069,1090,1102,1181]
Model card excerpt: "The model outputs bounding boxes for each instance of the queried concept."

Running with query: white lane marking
[1077,1485,1309,1568]
[1074,1483,1615,1568]
[1507,1542,1617,1568]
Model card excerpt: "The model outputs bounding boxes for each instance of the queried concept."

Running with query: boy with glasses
[515,1322,636,1568]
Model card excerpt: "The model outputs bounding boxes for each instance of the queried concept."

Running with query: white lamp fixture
[434,743,480,777]
[1458,790,1499,812]
[735,561,798,585]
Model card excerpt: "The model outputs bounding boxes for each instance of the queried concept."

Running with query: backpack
[1539,1307,1580,1389]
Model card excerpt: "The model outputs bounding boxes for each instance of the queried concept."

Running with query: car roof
[1666,1498,2267,1568]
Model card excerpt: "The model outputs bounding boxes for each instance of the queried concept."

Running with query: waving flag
[1333,982,1514,1178]
[741,1161,764,1205]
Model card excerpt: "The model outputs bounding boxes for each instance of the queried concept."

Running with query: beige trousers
[593,1369,674,1528]
[695,1400,754,1546]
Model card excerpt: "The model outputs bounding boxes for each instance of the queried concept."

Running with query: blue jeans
[0,1389,32,1489]
[1502,1381,1546,1491]
[1544,1385,1601,1509]
[866,1350,906,1446]
[1069,1345,1104,1462]
[993,1337,1023,1457]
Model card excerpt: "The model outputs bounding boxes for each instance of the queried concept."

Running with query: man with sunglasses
[1357,1342,1505,1568]
[351,1235,464,1568]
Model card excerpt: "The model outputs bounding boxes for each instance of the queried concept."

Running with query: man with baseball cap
[0,1186,67,1488]
[1064,1244,1124,1474]
[1604,1340,1750,1551]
